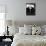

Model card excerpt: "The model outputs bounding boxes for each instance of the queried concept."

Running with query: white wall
[0,0,46,22]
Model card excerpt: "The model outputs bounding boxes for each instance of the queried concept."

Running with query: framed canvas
[26,3,36,16]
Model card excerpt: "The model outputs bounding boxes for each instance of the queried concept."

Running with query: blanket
[11,33,46,46]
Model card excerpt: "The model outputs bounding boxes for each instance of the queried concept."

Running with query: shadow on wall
[5,20,46,27]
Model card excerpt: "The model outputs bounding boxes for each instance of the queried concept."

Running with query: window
[0,5,5,35]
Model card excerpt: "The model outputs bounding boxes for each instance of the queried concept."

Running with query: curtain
[0,5,5,36]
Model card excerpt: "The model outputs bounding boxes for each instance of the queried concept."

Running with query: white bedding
[11,33,46,46]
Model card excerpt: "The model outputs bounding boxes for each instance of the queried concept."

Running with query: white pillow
[42,25,46,35]
[42,25,46,33]
[19,27,32,35]
[24,24,32,29]
[8,26,19,36]
[24,24,32,35]
[24,27,32,35]
[19,27,25,34]
[32,26,41,35]
[41,25,45,35]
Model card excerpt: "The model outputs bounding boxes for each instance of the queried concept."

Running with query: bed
[11,21,46,46]
[11,33,46,46]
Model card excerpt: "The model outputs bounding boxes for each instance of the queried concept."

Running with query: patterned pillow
[32,26,41,35]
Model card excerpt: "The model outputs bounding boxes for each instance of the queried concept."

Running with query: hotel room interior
[0,0,46,46]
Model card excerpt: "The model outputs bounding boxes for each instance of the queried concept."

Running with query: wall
[0,0,46,22]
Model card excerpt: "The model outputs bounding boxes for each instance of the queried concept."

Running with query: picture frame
[26,3,36,16]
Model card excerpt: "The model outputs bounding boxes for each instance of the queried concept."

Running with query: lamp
[5,20,12,36]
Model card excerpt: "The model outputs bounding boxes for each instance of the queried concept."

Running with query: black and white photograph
[26,3,36,16]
